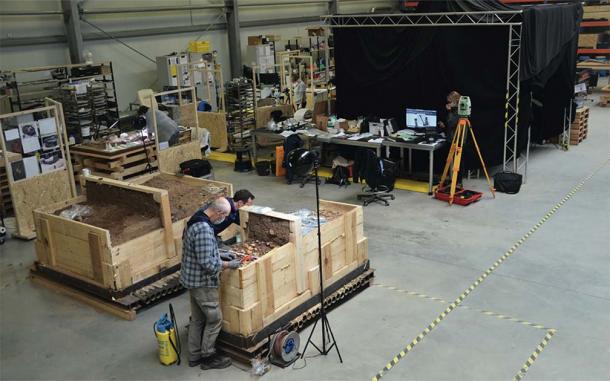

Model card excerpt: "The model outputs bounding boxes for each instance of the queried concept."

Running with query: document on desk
[368,138,384,143]
[348,133,373,141]
[280,130,298,137]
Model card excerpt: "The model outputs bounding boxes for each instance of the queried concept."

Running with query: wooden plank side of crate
[82,175,175,259]
[33,207,114,288]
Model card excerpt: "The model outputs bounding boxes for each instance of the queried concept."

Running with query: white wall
[0,0,396,110]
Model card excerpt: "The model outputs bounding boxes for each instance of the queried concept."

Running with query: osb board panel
[255,104,294,128]
[158,140,201,174]
[198,112,227,150]
[12,170,73,238]
[179,104,197,128]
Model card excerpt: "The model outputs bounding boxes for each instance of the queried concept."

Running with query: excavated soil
[229,240,280,257]
[318,208,342,221]
[57,183,162,245]
[247,214,291,246]
[142,177,229,222]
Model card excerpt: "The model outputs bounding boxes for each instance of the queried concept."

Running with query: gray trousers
[187,287,222,360]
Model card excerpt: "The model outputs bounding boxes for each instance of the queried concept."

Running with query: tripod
[437,117,495,205]
[300,164,343,363]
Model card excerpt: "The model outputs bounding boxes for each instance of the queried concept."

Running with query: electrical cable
[80,18,157,64]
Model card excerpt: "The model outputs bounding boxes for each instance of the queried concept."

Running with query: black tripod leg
[300,315,320,358]
[323,315,343,362]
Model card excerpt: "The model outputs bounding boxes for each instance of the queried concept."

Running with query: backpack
[326,166,351,187]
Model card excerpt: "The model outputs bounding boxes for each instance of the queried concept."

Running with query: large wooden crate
[33,177,177,291]
[126,172,234,256]
[220,200,368,337]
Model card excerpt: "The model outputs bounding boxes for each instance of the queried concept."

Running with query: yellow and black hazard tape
[513,329,556,381]
[371,158,609,381]
[374,284,552,331]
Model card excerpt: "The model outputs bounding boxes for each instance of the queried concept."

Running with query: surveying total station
[435,96,495,205]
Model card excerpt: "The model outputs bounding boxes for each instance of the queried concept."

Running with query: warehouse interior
[1,1,609,380]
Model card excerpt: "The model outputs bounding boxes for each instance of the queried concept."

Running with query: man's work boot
[200,354,232,370]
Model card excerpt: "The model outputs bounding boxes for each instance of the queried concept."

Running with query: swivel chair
[356,151,396,207]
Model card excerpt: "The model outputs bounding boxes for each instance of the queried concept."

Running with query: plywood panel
[198,111,227,151]
[255,104,293,128]
[179,103,197,128]
[11,170,73,238]
[158,140,201,174]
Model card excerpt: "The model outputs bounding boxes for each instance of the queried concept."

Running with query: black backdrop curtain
[333,2,581,169]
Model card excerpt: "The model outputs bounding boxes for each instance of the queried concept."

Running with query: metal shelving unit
[0,62,119,143]
[225,78,256,149]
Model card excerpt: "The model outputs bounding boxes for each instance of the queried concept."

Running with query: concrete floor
[1,97,609,381]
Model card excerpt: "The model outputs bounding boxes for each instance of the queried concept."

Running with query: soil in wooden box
[56,182,162,244]
[247,213,291,245]
[141,176,229,222]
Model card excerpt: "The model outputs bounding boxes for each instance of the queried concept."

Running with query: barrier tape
[371,158,609,381]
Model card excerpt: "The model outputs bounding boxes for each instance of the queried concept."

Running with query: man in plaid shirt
[180,197,240,370]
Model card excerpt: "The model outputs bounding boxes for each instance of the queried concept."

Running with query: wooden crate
[578,34,599,49]
[126,172,234,255]
[220,200,368,337]
[33,177,177,291]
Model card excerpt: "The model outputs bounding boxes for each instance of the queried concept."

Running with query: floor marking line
[513,330,556,381]
[373,284,554,331]
[371,158,608,381]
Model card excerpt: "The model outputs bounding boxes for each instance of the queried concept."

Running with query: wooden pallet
[72,143,159,181]
[569,107,589,146]
[30,263,186,320]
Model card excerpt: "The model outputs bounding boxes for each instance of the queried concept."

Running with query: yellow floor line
[207,152,429,193]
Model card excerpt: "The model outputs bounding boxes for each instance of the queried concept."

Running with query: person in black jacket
[438,91,466,186]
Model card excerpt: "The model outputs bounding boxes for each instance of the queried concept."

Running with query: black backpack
[326,166,351,187]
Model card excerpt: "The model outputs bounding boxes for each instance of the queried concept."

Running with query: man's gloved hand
[219,251,236,261]
[226,259,241,269]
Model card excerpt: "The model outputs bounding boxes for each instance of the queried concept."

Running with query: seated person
[137,105,180,147]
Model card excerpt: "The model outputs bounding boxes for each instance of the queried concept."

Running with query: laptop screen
[406,108,437,129]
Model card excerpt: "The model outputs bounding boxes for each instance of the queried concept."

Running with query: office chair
[355,150,396,207]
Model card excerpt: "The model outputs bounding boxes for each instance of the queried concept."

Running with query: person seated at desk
[137,105,180,147]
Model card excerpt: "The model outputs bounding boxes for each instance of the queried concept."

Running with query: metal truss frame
[321,11,525,174]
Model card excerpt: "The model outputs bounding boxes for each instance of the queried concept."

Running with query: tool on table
[219,248,259,265]
[435,96,495,205]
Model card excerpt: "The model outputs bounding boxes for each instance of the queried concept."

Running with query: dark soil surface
[57,183,163,245]
[142,177,229,222]
[247,214,290,246]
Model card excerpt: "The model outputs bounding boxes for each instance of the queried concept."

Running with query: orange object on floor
[275,146,286,177]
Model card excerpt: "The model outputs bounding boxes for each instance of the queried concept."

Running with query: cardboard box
[315,115,328,131]
[248,36,264,45]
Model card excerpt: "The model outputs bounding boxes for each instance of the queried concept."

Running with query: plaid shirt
[180,221,222,289]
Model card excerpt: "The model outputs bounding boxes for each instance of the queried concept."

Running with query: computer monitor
[406,108,437,129]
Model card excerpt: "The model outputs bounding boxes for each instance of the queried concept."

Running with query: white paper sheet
[4,128,20,141]
[23,156,40,178]
[37,117,57,136]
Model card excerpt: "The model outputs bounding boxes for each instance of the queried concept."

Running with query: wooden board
[12,170,73,239]
[157,140,201,174]
[255,104,294,128]
[198,111,228,151]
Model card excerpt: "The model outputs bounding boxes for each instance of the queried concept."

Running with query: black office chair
[355,150,396,206]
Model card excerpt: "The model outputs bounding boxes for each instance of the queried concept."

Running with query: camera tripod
[437,117,495,205]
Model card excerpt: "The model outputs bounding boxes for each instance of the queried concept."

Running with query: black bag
[326,166,350,187]
[494,171,522,194]
[180,159,212,177]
